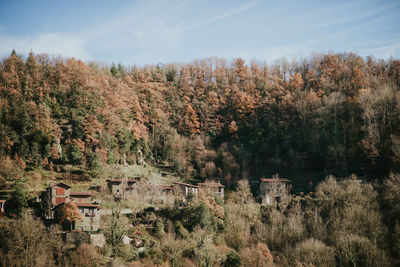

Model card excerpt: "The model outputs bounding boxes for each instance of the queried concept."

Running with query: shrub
[224,205,251,250]
[291,238,335,267]
[69,243,100,267]
[240,242,274,267]
[335,233,389,267]
[223,250,241,267]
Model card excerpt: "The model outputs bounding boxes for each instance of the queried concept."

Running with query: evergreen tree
[7,184,28,217]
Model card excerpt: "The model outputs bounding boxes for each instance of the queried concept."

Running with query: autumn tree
[60,202,82,231]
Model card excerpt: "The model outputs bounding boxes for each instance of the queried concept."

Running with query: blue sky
[0,0,399,66]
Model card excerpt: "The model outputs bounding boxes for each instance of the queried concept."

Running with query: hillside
[1,51,400,191]
[1,51,400,266]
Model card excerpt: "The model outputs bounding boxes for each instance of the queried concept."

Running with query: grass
[20,163,182,199]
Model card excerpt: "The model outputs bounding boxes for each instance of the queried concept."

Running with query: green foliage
[7,184,28,216]
[223,250,241,267]
[159,200,218,232]
[68,144,82,165]
[174,221,189,239]
[85,150,103,177]
[153,219,165,239]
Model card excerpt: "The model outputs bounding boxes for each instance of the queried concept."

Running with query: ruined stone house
[173,182,198,197]
[198,181,225,199]
[259,177,291,205]
[107,178,138,198]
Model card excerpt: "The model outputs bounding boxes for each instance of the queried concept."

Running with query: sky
[0,0,399,66]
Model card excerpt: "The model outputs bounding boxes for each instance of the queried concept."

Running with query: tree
[0,211,64,267]
[103,206,126,257]
[60,202,82,231]
[7,184,28,217]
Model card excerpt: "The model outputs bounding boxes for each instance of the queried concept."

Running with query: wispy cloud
[179,0,260,32]
[0,0,398,64]
[360,36,400,59]
[0,31,89,60]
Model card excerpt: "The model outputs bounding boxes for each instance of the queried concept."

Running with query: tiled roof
[48,182,71,188]
[70,192,92,196]
[198,182,225,188]
[260,178,290,182]
[173,181,198,188]
[107,179,137,183]
[75,203,99,208]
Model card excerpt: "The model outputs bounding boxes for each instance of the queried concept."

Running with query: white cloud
[0,31,89,60]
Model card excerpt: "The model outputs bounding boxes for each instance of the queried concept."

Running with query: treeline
[1,50,400,187]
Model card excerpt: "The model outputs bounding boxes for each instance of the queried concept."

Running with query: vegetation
[0,50,400,266]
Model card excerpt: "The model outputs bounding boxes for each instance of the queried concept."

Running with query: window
[56,187,65,195]
[55,197,66,205]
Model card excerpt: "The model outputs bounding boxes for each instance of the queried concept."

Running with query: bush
[223,250,241,267]
[69,243,101,267]
[224,205,251,250]
[291,238,335,267]
[240,242,273,267]
[335,233,389,267]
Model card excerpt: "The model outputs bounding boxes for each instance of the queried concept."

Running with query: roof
[70,192,92,196]
[75,203,100,208]
[260,178,290,182]
[48,182,71,189]
[173,181,198,188]
[107,179,137,183]
[198,182,225,188]
[162,185,173,190]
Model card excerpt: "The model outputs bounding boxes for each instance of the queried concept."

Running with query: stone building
[107,178,138,198]
[198,181,225,199]
[259,177,291,205]
[173,182,198,197]
[40,183,71,219]
[40,183,100,232]
[74,202,100,232]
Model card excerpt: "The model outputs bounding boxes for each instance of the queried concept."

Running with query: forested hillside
[1,50,400,189]
[1,51,400,266]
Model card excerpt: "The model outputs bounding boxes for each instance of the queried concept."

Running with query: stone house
[107,178,138,198]
[40,183,71,219]
[74,202,101,232]
[133,184,174,205]
[55,202,100,232]
[259,177,291,205]
[198,181,225,199]
[173,182,198,197]
[40,183,100,232]
[70,191,92,203]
